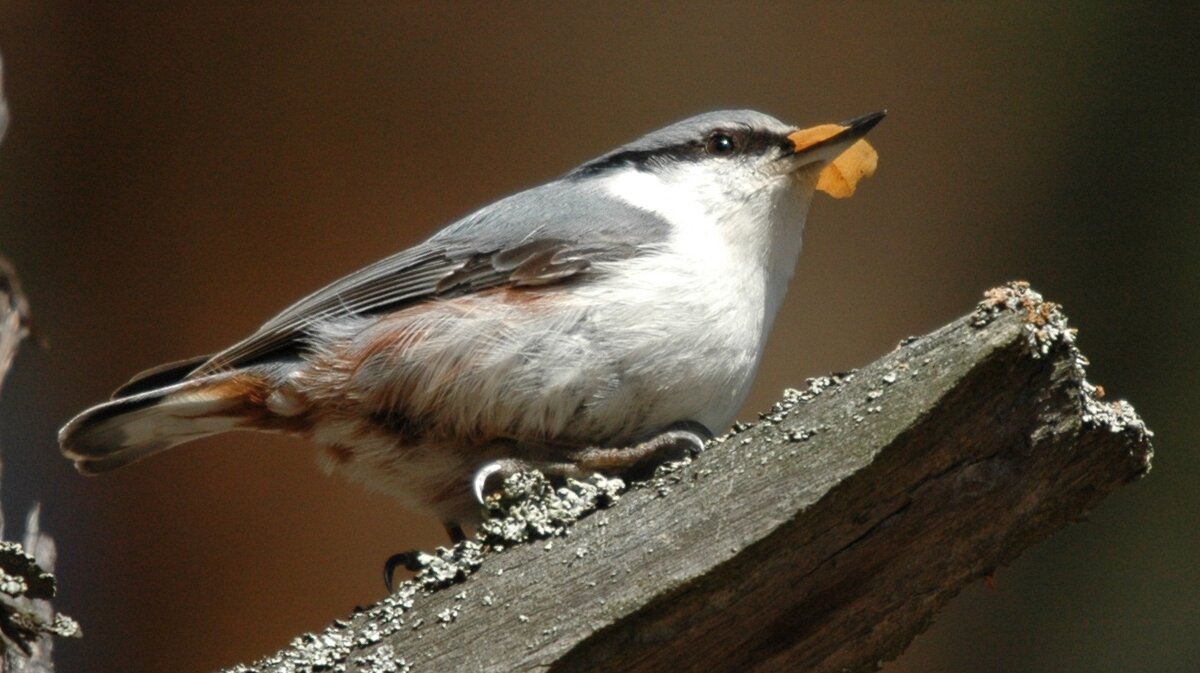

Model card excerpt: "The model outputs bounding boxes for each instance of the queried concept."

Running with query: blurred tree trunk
[0,53,79,673]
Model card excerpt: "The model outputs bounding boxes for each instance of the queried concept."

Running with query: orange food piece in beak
[788,123,881,199]
[816,139,879,198]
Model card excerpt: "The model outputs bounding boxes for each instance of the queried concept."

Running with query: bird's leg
[574,421,711,478]
[382,520,467,592]
[391,419,704,588]
[471,421,712,504]
[444,522,467,543]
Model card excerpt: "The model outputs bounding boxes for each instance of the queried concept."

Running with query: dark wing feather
[190,238,635,377]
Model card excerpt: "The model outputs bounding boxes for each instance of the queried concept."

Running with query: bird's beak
[787,111,885,162]
[786,111,886,198]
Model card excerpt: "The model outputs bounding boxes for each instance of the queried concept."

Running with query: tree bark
[225,283,1153,673]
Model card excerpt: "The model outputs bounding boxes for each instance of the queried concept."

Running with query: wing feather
[187,177,672,378]
[191,238,634,377]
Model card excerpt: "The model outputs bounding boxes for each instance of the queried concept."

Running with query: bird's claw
[472,459,526,506]
[472,461,505,506]
[383,550,424,593]
[382,523,465,593]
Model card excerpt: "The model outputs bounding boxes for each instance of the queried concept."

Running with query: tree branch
[226,282,1153,673]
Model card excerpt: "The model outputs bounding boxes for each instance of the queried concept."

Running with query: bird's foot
[469,421,712,507]
[382,521,467,592]
[575,420,711,479]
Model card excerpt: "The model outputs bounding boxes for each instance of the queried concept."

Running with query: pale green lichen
[225,471,624,673]
[972,281,1152,447]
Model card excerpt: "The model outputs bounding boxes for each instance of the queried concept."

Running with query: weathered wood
[226,283,1153,673]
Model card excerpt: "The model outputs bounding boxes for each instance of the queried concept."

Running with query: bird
[59,109,884,548]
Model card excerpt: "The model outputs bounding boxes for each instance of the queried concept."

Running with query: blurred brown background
[0,3,1197,672]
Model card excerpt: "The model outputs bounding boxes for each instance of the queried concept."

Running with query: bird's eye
[705,132,739,156]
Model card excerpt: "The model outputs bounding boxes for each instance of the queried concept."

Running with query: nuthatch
[60,109,884,545]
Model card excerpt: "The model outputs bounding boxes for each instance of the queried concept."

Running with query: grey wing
[191,237,635,377]
[183,178,669,378]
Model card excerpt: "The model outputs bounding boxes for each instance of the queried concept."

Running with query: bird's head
[570,109,884,231]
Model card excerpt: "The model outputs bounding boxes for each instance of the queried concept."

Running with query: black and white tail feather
[59,359,294,474]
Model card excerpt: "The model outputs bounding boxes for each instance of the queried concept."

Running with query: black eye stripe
[574,127,790,175]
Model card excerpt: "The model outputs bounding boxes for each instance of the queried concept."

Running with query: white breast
[565,164,814,435]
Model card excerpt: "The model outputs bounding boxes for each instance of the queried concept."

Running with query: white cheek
[599,165,744,299]
[600,167,713,227]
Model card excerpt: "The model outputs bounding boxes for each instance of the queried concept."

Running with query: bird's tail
[60,363,301,475]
